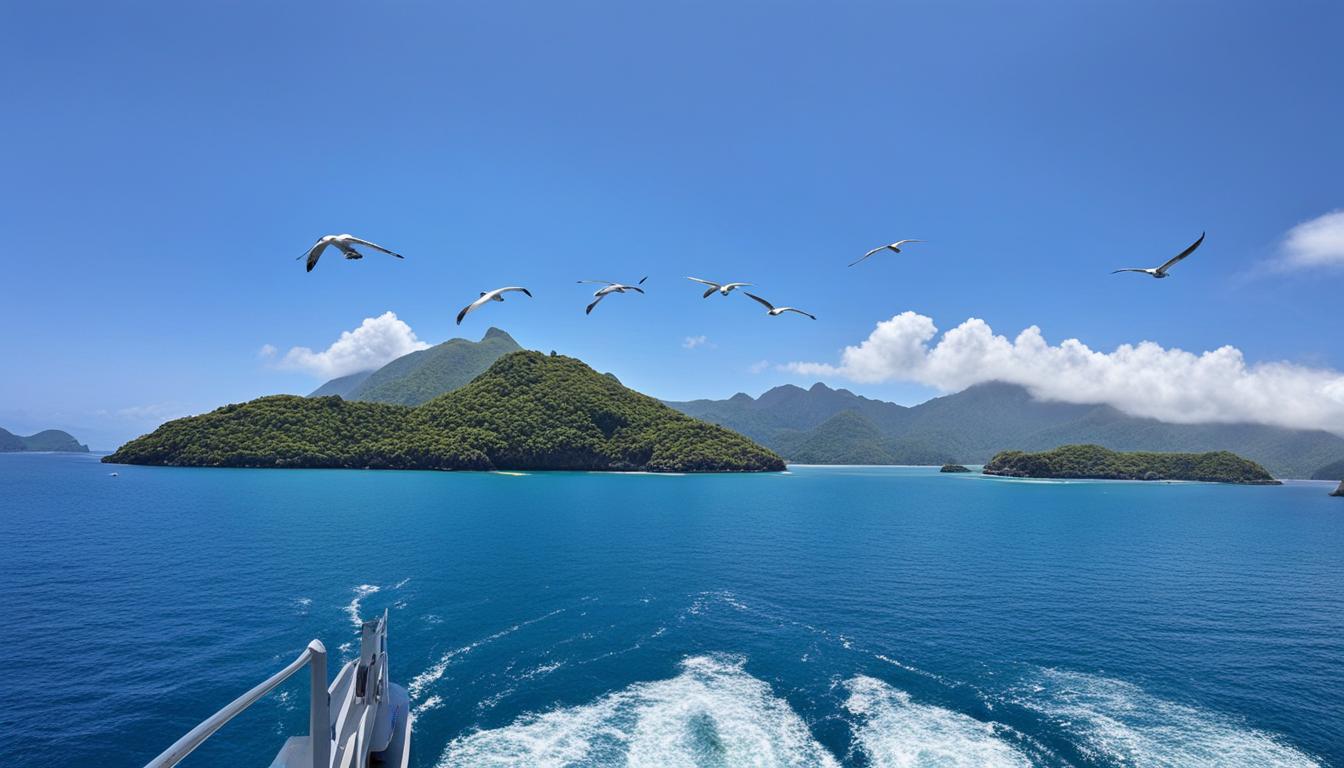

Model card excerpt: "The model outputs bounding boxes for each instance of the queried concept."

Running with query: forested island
[104,351,783,472]
[940,464,971,473]
[982,444,1280,484]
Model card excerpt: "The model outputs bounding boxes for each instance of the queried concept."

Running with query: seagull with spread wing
[456,286,532,325]
[298,234,404,272]
[578,277,647,315]
[744,293,816,320]
[849,239,925,267]
[686,277,753,298]
[1111,232,1205,279]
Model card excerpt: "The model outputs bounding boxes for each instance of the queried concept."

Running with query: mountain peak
[482,327,516,343]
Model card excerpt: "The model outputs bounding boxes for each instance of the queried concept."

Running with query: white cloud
[683,335,710,350]
[786,311,1344,435]
[257,344,277,360]
[1279,209,1344,269]
[274,311,429,379]
[748,359,770,374]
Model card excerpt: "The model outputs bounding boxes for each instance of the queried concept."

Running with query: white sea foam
[414,695,444,716]
[1008,668,1319,767]
[293,597,312,615]
[845,675,1033,767]
[345,583,381,627]
[408,608,566,701]
[392,577,411,589]
[437,655,840,767]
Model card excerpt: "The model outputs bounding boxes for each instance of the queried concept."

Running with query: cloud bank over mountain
[787,312,1344,435]
[273,312,429,379]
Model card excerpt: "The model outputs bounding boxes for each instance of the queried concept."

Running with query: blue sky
[3,1,1342,449]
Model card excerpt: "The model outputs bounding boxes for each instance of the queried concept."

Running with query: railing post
[308,640,330,768]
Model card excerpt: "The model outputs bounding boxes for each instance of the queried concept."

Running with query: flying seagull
[686,277,753,298]
[849,239,925,267]
[1111,232,1206,279]
[578,277,647,315]
[744,292,816,320]
[298,234,404,272]
[456,286,532,325]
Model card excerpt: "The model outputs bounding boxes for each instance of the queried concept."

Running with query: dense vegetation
[107,351,783,472]
[311,327,522,406]
[0,427,88,452]
[1311,458,1344,481]
[668,381,1344,478]
[940,464,971,473]
[982,444,1280,484]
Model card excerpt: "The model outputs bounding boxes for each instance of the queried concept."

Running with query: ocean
[2,453,1341,767]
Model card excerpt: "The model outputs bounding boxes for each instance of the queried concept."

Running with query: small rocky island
[940,463,971,473]
[1331,481,1344,497]
[982,444,1280,485]
[104,351,784,473]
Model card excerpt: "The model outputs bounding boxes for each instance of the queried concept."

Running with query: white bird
[456,286,532,325]
[686,277,753,298]
[578,277,647,315]
[298,234,404,272]
[744,292,816,320]
[849,239,925,267]
[1112,232,1206,279]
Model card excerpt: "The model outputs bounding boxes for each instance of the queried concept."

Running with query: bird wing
[585,294,606,315]
[686,277,720,287]
[342,236,403,258]
[637,276,648,285]
[723,282,753,290]
[1156,232,1205,274]
[892,239,925,248]
[744,292,775,311]
[849,246,884,267]
[627,286,645,294]
[456,295,488,325]
[497,286,533,298]
[702,286,717,298]
[577,279,616,285]
[781,307,817,320]
[302,241,330,272]
[1111,268,1150,275]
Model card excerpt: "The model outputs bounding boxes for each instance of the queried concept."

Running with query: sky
[2,1,1342,449]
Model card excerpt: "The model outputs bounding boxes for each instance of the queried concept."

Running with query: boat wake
[845,675,1035,767]
[1005,668,1320,767]
[430,656,1320,767]
[437,654,839,767]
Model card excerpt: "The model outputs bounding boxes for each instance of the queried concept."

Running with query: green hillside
[0,427,89,452]
[667,382,1344,478]
[308,370,374,398]
[106,351,782,473]
[983,444,1280,484]
[1312,458,1344,481]
[329,327,522,406]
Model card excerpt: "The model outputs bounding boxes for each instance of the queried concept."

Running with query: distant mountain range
[0,427,88,452]
[666,381,1344,479]
[309,327,522,405]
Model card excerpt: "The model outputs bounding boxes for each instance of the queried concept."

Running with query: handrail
[145,639,329,768]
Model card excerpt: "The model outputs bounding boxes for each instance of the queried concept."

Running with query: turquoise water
[2,453,1342,767]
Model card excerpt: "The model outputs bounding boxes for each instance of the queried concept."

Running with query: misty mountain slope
[666,381,1344,478]
[308,327,522,406]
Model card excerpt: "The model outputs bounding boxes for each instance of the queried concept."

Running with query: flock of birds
[298,230,1207,325]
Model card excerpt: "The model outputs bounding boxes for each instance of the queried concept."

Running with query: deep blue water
[2,453,1342,767]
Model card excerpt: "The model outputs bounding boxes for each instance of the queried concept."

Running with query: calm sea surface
[2,453,1341,767]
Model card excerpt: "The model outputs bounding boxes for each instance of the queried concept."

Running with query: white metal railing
[144,639,332,768]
